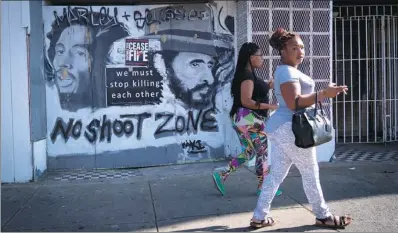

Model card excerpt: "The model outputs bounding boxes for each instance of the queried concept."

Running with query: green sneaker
[212,172,226,196]
[257,189,283,196]
[256,189,261,196]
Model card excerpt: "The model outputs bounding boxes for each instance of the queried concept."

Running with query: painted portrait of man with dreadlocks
[44,7,130,112]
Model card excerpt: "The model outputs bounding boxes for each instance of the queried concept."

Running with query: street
[2,160,398,232]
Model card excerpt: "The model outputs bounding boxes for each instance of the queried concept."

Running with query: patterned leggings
[253,122,331,220]
[218,108,269,184]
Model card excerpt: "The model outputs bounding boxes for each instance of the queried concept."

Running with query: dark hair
[269,28,299,53]
[229,42,260,117]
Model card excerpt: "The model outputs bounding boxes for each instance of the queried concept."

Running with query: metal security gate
[333,5,398,143]
[248,0,333,118]
[240,0,333,165]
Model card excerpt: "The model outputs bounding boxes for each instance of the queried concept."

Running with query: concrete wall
[42,2,237,169]
[1,1,34,182]
[29,1,47,141]
[0,0,336,182]
[223,0,249,159]
[29,1,48,180]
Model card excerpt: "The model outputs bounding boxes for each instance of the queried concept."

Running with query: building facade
[332,4,398,144]
[2,0,396,183]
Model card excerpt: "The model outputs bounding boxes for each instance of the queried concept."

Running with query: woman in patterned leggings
[249,28,352,229]
[212,42,282,197]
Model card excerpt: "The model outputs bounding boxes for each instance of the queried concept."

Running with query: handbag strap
[295,96,300,112]
[316,91,326,116]
[313,92,318,116]
[296,91,326,116]
[314,92,327,116]
[294,94,308,112]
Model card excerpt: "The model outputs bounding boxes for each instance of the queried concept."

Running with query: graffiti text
[154,109,218,138]
[53,6,119,30]
[181,140,206,154]
[133,6,210,29]
[50,109,218,144]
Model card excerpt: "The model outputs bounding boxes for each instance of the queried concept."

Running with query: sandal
[315,214,353,229]
[250,217,275,228]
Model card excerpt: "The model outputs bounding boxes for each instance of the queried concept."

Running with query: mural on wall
[43,3,235,164]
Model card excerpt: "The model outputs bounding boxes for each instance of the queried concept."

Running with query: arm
[280,68,348,111]
[281,82,326,111]
[267,78,274,89]
[241,80,277,110]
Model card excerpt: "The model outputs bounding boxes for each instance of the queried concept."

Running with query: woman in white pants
[249,28,353,229]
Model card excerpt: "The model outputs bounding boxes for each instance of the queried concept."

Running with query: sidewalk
[2,160,398,232]
[334,142,398,162]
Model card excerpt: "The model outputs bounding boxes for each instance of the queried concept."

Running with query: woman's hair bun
[269,27,299,52]
[274,28,287,36]
[269,28,288,50]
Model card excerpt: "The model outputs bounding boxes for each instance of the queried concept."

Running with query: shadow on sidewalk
[258,225,338,232]
[174,225,249,232]
[2,161,397,232]
[173,224,332,232]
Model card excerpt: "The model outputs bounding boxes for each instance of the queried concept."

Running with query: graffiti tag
[133,6,210,29]
[53,6,119,30]
[181,140,206,154]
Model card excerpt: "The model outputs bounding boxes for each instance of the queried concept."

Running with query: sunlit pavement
[2,160,397,232]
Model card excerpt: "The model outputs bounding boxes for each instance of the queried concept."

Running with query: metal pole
[358,17,362,142]
[334,17,339,142]
[394,16,397,141]
[387,16,392,141]
[373,16,377,142]
[350,17,354,143]
[366,16,370,143]
[342,18,346,143]
[381,16,387,143]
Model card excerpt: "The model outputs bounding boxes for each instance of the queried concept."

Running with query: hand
[268,79,275,89]
[268,104,279,110]
[322,83,348,98]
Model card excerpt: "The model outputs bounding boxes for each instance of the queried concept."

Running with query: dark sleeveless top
[230,69,270,117]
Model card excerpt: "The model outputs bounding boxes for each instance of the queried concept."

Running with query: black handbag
[291,93,333,149]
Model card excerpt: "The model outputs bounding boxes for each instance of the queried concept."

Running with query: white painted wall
[1,1,33,183]
[223,1,245,159]
[33,139,47,180]
[43,2,236,166]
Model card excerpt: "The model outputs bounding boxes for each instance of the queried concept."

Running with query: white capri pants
[253,122,331,220]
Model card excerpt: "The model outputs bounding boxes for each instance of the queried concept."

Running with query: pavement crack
[284,193,314,214]
[2,186,41,229]
[148,181,159,232]
[284,194,340,232]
